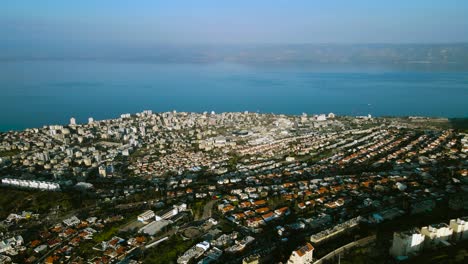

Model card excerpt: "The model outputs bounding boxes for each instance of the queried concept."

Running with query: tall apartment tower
[389,228,425,257]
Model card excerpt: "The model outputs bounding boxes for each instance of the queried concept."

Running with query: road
[313,235,376,264]
[34,233,80,264]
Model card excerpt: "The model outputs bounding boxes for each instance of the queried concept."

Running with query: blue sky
[2,0,468,51]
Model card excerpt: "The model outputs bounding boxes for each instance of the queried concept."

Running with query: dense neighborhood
[1,111,467,263]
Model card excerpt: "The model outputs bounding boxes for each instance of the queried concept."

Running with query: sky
[2,0,468,56]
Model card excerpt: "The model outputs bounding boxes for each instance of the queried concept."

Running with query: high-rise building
[70,117,76,126]
[88,117,94,124]
[389,228,425,257]
[450,217,468,241]
[421,223,453,247]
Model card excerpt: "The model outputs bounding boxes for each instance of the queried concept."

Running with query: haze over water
[2,1,468,131]
[1,60,467,132]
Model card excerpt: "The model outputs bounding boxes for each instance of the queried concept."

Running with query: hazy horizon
[3,1,468,56]
[2,1,468,131]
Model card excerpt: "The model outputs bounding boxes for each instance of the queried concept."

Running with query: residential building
[421,223,453,247]
[243,254,260,264]
[449,217,468,241]
[288,242,314,264]
[389,229,425,257]
[63,216,80,227]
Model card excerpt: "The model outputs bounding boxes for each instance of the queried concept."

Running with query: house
[239,201,252,208]
[221,205,235,214]
[253,200,267,207]
[243,254,260,264]
[34,245,48,253]
[63,216,80,227]
[297,203,306,210]
[274,207,291,217]
[232,213,246,220]
[262,212,276,222]
[255,207,270,214]
[246,217,264,228]
[244,210,255,217]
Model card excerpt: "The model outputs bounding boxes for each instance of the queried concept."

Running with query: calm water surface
[1,61,467,131]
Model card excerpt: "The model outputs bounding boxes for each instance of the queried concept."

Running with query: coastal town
[1,111,468,263]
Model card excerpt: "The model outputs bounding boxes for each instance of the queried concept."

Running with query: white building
[34,244,47,253]
[156,203,187,221]
[63,216,81,227]
[98,165,107,177]
[139,219,170,236]
[156,207,178,221]
[122,149,130,156]
[88,117,94,124]
[449,217,468,241]
[178,241,210,264]
[389,229,425,257]
[138,210,155,222]
[70,117,76,126]
[316,114,327,121]
[421,223,453,247]
[356,114,372,120]
[396,182,407,191]
[288,242,314,264]
[1,178,60,191]
[196,241,210,251]
[0,236,23,254]
[0,255,11,263]
[213,136,227,147]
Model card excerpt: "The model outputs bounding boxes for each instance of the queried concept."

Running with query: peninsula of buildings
[0,111,467,264]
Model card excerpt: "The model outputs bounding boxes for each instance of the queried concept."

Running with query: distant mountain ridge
[2,43,468,70]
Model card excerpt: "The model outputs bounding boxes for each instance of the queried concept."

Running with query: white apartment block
[450,217,468,241]
[421,223,453,247]
[1,178,60,191]
[288,242,314,264]
[389,228,425,257]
